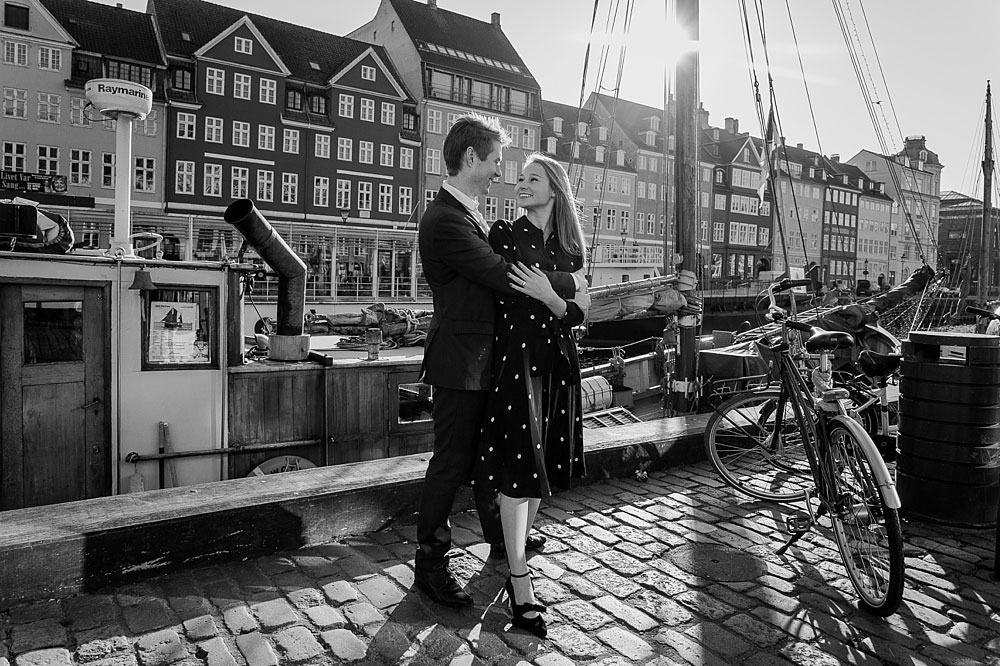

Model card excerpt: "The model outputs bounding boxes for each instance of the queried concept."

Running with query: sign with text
[0,171,67,194]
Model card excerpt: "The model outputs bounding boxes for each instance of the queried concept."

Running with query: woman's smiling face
[515,162,554,210]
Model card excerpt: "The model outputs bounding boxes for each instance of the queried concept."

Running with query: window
[485,197,498,220]
[37,46,61,71]
[3,40,28,66]
[102,152,115,188]
[504,198,516,220]
[381,102,395,125]
[715,194,726,210]
[336,179,350,209]
[206,68,225,95]
[2,141,26,171]
[505,161,517,184]
[134,157,155,192]
[315,134,331,158]
[173,69,192,91]
[337,137,353,161]
[281,173,298,204]
[2,87,26,118]
[233,73,251,100]
[552,117,563,133]
[258,125,274,150]
[4,3,29,29]
[400,147,413,170]
[399,187,412,215]
[379,183,392,212]
[232,120,250,147]
[425,148,441,175]
[234,36,253,54]
[309,95,327,115]
[177,112,196,139]
[283,128,299,154]
[713,222,725,242]
[205,117,223,143]
[506,125,519,148]
[133,110,158,137]
[259,78,276,104]
[314,176,329,207]
[204,163,222,196]
[338,94,354,118]
[380,144,394,167]
[622,178,631,195]
[427,109,442,134]
[524,128,536,151]
[175,160,195,194]
[360,98,374,122]
[594,174,603,192]
[37,92,60,123]
[70,149,91,186]
[358,182,372,210]
[36,145,58,174]
[606,174,616,193]
[359,141,373,164]
[256,169,273,201]
[606,209,616,231]
[230,166,248,198]
[286,89,302,110]
[361,65,376,81]
[425,189,436,207]
[67,97,87,127]
[106,61,155,88]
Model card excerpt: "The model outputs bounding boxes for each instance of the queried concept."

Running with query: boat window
[23,300,83,364]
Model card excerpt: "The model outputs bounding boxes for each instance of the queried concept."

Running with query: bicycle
[704,277,905,616]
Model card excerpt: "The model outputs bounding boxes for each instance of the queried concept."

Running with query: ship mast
[671,0,700,413]
[978,81,994,304]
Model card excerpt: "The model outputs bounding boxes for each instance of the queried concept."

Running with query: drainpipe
[224,199,310,361]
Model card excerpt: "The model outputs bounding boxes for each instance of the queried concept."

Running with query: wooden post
[980,81,994,303]
[672,0,701,414]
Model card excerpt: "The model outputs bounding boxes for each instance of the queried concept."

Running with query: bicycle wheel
[825,422,904,616]
[705,389,813,502]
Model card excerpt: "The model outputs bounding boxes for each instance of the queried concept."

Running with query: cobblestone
[1,462,998,665]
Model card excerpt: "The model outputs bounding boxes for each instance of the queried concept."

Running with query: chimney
[491,12,500,27]
[724,117,738,134]
[697,102,710,129]
[829,153,840,162]
[427,0,436,7]
[796,143,803,149]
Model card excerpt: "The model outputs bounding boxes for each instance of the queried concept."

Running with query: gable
[194,16,288,76]
[5,0,76,46]
[328,48,406,99]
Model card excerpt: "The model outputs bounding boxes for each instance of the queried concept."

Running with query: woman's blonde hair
[524,153,585,258]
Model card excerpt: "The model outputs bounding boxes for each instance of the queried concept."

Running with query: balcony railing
[426,85,539,119]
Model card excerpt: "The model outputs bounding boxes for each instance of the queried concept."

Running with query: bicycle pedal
[784,512,812,532]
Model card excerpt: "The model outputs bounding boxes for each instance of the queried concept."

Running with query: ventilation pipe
[224,199,310,361]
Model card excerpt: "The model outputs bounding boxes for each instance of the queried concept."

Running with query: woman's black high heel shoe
[505,571,547,638]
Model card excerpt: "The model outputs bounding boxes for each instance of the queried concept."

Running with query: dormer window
[594,146,605,163]
[576,122,587,139]
[919,149,927,161]
[361,65,376,81]
[597,126,608,141]
[234,36,253,54]
[545,137,557,153]
[552,117,563,134]
[173,68,192,91]
[286,89,303,110]
[648,116,660,131]
[642,130,656,146]
[309,95,327,115]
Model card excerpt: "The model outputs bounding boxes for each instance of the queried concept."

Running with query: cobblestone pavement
[2,461,999,666]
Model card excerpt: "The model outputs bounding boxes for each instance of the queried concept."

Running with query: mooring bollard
[366,327,382,361]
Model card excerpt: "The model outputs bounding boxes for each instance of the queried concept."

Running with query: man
[415,114,582,607]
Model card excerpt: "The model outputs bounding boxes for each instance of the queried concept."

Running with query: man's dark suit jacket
[418,188,576,391]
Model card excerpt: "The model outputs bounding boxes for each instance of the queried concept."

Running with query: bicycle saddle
[802,327,854,353]
[858,349,902,378]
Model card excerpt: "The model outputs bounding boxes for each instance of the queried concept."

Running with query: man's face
[469,141,503,197]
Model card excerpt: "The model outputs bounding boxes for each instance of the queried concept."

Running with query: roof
[40,0,165,65]
[387,0,536,88]
[540,99,633,172]
[150,0,408,90]
[589,93,669,152]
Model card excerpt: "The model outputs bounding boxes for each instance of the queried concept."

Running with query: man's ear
[466,146,476,167]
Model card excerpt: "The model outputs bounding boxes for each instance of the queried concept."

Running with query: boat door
[0,282,110,509]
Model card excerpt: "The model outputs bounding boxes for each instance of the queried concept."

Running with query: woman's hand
[509,262,558,304]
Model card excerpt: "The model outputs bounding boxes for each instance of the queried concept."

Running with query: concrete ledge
[0,415,707,607]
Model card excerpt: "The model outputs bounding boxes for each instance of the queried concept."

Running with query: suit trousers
[415,386,502,569]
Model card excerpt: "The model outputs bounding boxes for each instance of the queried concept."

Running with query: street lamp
[863,258,869,279]
[339,208,350,225]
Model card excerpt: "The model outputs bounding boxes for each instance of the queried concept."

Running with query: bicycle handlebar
[966,305,1000,320]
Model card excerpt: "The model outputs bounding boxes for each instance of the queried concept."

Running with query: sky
[95,0,997,196]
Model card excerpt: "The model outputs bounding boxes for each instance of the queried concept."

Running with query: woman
[473,153,588,638]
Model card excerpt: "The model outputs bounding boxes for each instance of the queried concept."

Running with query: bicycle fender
[830,415,901,509]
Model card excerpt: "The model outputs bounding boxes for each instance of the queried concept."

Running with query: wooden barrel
[896,331,1000,528]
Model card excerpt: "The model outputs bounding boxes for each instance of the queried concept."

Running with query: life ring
[248,455,316,477]
[129,231,164,256]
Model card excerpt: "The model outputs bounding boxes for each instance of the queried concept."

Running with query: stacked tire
[897,331,1000,528]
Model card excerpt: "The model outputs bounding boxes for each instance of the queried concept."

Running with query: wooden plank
[1,284,25,509]
[84,285,111,499]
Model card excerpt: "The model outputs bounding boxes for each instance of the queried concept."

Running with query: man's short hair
[442,113,511,176]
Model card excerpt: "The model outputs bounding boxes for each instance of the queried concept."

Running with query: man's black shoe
[414,564,473,607]
[489,534,548,559]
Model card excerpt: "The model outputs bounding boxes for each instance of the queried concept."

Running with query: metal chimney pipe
[224,199,310,360]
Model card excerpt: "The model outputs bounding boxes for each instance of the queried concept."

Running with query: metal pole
[109,115,135,257]
[672,0,701,413]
